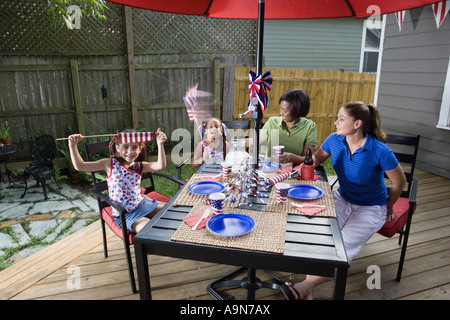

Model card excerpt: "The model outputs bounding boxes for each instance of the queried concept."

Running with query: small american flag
[183,83,198,123]
[118,132,154,144]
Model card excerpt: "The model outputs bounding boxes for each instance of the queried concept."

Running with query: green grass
[150,156,198,197]
[322,157,336,177]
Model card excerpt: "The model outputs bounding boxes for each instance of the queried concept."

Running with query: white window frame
[437,58,450,130]
[359,17,383,73]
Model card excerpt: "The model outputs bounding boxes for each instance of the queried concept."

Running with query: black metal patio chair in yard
[84,139,184,294]
[21,135,61,200]
[330,134,420,281]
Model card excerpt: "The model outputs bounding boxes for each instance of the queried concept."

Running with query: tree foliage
[47,0,108,26]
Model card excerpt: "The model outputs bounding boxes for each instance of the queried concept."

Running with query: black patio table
[134,162,349,300]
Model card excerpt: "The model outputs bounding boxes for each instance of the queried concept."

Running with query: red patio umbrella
[106,0,440,167]
[106,0,439,19]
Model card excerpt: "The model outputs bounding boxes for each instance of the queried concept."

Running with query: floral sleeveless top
[107,157,144,217]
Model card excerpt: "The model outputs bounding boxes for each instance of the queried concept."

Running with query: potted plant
[0,123,11,146]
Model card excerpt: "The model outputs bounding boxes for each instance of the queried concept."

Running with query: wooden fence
[232,67,377,146]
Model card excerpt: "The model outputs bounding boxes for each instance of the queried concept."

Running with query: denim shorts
[114,198,158,232]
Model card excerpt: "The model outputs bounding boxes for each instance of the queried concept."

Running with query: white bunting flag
[395,10,406,31]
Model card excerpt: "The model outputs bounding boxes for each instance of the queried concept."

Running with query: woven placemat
[266,179,336,218]
[171,205,287,254]
[173,174,241,208]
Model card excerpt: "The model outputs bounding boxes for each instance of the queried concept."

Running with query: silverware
[192,209,210,230]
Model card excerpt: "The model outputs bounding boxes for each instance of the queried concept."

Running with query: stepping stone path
[0,180,99,268]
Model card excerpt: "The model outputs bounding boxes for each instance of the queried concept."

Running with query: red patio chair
[84,139,183,294]
[377,134,420,281]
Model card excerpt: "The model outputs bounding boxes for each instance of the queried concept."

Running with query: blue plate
[259,161,281,172]
[206,213,255,237]
[188,181,225,195]
[288,184,323,200]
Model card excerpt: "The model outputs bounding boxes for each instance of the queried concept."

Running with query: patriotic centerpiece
[247,70,273,115]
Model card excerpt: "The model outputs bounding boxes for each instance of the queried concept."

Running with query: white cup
[273,145,285,157]
[221,162,232,179]
[275,182,290,203]
[210,192,226,215]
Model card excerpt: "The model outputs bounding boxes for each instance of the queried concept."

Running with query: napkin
[292,201,326,216]
[182,212,211,229]
[278,165,293,173]
[200,174,221,181]
[296,174,321,181]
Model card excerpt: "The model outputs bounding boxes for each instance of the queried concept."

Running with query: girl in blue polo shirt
[287,101,406,300]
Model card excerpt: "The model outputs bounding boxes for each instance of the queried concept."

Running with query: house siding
[263,18,364,71]
[377,7,450,178]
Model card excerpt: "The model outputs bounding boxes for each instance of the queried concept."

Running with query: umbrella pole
[252,0,265,171]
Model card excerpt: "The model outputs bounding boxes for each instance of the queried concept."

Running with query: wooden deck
[1,168,450,300]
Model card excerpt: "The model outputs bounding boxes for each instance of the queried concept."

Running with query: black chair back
[31,135,57,165]
[222,120,251,139]
[385,134,420,198]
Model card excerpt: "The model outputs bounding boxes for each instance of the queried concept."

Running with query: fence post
[124,6,138,129]
[70,59,85,135]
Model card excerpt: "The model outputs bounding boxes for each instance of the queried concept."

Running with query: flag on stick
[183,83,198,123]
[118,132,154,144]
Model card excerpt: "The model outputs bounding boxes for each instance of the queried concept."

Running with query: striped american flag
[118,132,154,144]
[183,83,198,123]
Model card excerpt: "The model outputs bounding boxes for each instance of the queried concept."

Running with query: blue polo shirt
[322,133,398,206]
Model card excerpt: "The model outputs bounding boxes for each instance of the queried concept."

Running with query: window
[437,58,450,130]
[360,20,382,73]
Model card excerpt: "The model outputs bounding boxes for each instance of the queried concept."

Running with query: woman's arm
[385,164,407,220]
[279,144,315,164]
[312,146,330,167]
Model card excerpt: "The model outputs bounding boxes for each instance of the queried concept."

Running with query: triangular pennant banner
[432,1,450,28]
[395,10,406,31]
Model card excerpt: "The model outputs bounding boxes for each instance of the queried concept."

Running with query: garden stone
[11,223,31,246]
[28,220,58,239]
[72,199,93,213]
[44,219,71,243]
[0,203,33,220]
[63,219,88,237]
[6,245,47,265]
[0,232,15,249]
[59,185,83,199]
[29,200,74,215]
[80,195,98,211]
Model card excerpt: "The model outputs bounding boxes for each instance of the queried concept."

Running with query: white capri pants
[333,190,387,263]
